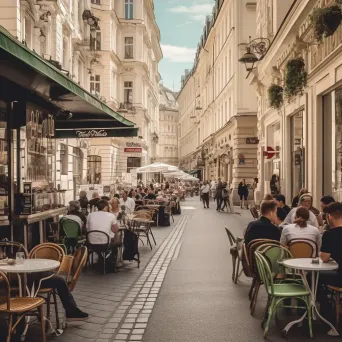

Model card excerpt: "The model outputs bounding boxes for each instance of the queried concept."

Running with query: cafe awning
[0,25,138,138]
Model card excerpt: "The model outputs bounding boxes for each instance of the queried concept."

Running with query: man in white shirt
[119,191,135,213]
[87,200,119,244]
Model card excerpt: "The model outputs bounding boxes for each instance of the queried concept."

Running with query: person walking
[200,181,210,209]
[238,179,249,209]
[215,180,224,211]
[270,174,280,195]
[221,182,231,212]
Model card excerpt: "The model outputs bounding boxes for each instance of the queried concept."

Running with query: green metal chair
[255,251,313,338]
[60,218,85,254]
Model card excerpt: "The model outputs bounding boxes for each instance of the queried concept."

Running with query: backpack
[123,230,140,266]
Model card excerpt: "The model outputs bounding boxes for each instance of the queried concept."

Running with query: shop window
[125,0,134,19]
[124,81,133,105]
[90,75,101,94]
[124,37,134,59]
[127,157,141,173]
[87,155,101,184]
[290,111,304,198]
[72,147,83,178]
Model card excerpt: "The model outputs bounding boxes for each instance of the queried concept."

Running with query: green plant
[311,4,342,41]
[268,84,283,109]
[284,58,307,97]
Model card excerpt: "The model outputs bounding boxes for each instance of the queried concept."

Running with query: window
[127,157,141,173]
[87,155,101,184]
[90,29,101,50]
[91,0,101,4]
[124,81,133,104]
[72,147,83,177]
[60,144,68,175]
[124,37,133,59]
[125,0,134,20]
[90,75,101,94]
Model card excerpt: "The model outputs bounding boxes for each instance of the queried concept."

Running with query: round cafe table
[283,258,339,337]
[0,259,60,341]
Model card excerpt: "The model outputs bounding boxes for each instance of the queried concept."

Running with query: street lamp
[238,36,270,77]
[38,30,46,43]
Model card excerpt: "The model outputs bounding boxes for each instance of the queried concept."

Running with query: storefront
[0,25,137,248]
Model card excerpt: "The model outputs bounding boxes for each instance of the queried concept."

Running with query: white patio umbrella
[179,175,198,181]
[163,171,188,178]
[136,162,179,173]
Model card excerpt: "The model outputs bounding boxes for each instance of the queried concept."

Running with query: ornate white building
[0,0,162,193]
[157,85,179,166]
[178,0,258,201]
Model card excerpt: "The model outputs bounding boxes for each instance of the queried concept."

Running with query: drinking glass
[16,252,25,264]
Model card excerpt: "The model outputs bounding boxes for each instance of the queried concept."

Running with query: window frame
[90,75,101,94]
[125,0,134,20]
[124,37,134,59]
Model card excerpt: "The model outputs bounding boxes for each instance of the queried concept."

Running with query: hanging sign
[263,146,276,159]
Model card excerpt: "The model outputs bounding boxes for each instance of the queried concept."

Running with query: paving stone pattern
[24,213,188,342]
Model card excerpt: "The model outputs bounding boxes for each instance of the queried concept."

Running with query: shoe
[66,308,89,321]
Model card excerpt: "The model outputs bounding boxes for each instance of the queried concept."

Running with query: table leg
[39,221,44,244]
[23,224,28,251]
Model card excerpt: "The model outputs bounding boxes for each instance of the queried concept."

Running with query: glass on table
[16,252,25,264]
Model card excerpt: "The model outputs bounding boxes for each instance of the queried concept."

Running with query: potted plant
[284,57,307,97]
[311,4,342,41]
[268,84,284,109]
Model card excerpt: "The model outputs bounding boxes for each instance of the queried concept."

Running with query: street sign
[264,146,276,159]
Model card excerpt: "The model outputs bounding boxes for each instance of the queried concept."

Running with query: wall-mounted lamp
[38,30,46,43]
[238,36,270,77]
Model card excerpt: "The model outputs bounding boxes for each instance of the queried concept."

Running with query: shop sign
[126,142,141,148]
[124,147,142,153]
[76,130,108,138]
[246,137,259,144]
[238,153,245,165]
[264,146,276,159]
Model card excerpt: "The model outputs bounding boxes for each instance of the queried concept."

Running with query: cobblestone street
[21,198,335,342]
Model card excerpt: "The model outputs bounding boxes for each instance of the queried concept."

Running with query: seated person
[283,194,319,228]
[264,194,286,225]
[64,201,86,231]
[280,207,321,249]
[321,195,335,231]
[244,200,281,245]
[144,189,157,200]
[275,194,291,215]
[88,192,101,210]
[119,191,136,213]
[318,202,342,320]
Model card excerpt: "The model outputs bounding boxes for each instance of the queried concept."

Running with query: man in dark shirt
[244,200,280,245]
[144,189,156,200]
[317,202,342,325]
[320,195,335,231]
[88,192,100,210]
[275,194,291,215]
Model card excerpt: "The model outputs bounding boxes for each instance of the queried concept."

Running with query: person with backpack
[221,182,231,212]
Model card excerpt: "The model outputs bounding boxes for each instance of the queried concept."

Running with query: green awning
[0,25,136,131]
[55,127,139,139]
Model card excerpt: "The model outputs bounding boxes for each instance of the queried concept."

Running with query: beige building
[178,0,258,200]
[251,0,342,206]
[157,85,178,166]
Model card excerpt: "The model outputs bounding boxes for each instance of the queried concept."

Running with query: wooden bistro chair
[224,227,238,282]
[29,243,65,331]
[0,271,46,342]
[287,238,318,258]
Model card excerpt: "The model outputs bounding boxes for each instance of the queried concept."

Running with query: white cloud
[168,3,213,22]
[161,44,196,63]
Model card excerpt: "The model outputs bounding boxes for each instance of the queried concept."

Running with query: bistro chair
[287,238,318,258]
[29,243,65,332]
[86,231,114,274]
[60,218,85,254]
[255,252,312,338]
[250,207,259,220]
[327,285,342,332]
[0,241,28,259]
[131,219,156,250]
[0,271,46,342]
[224,227,238,282]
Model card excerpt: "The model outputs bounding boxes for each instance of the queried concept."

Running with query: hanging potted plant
[284,57,307,97]
[268,84,284,109]
[311,4,342,41]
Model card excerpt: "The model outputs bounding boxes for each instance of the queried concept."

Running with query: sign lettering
[76,130,108,138]
[126,142,141,148]
[124,148,142,153]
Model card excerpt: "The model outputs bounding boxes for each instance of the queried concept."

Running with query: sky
[154,0,213,92]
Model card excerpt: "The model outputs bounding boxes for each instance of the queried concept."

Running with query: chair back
[0,271,10,311]
[0,241,28,259]
[47,222,61,243]
[255,252,275,295]
[69,246,88,292]
[86,230,110,251]
[29,243,65,262]
[287,238,318,258]
[61,219,81,239]
[250,207,259,220]
[224,227,236,246]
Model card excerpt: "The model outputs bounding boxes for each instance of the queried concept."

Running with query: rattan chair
[287,238,318,258]
[0,271,46,342]
[131,219,156,250]
[29,243,65,331]
[224,227,238,282]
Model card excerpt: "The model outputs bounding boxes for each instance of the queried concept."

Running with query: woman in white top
[280,207,322,250]
[200,181,210,209]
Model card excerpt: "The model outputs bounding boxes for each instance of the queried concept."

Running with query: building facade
[157,85,179,166]
[0,0,162,194]
[252,0,342,207]
[178,0,258,201]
